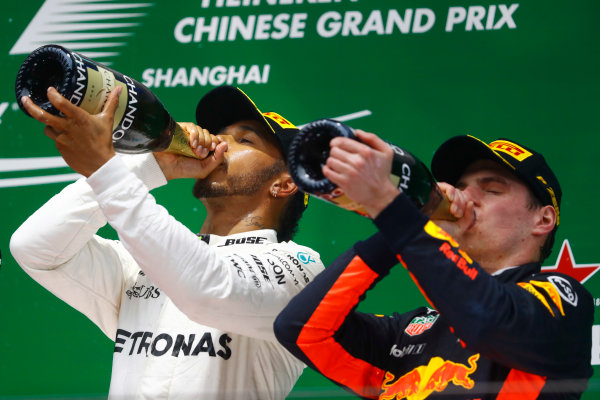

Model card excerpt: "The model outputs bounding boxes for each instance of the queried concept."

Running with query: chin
[193,179,229,199]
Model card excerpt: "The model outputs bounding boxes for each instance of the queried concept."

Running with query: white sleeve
[87,156,324,341]
[10,154,167,340]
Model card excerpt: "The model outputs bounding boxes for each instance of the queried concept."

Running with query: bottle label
[69,51,128,132]
[80,65,113,114]
[317,189,370,217]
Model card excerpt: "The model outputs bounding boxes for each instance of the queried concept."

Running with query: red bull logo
[439,242,478,281]
[379,354,480,400]
[423,221,478,280]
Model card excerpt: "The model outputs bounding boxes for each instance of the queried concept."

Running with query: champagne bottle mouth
[15,44,73,117]
[288,119,354,195]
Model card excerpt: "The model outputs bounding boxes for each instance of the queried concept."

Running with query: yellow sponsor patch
[263,112,296,129]
[424,221,459,248]
[530,280,565,316]
[489,140,533,162]
[517,282,557,317]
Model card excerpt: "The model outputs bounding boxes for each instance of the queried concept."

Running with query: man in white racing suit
[11,85,324,399]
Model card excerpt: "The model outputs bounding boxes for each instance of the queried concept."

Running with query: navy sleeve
[368,193,593,379]
[274,233,404,399]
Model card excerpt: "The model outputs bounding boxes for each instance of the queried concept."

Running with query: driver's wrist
[365,185,401,218]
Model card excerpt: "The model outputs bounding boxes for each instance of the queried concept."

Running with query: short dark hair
[277,190,306,242]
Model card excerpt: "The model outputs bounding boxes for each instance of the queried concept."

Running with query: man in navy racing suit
[275,131,593,399]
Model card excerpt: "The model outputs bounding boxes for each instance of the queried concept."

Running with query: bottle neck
[165,122,198,158]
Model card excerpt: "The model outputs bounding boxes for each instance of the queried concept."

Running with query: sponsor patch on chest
[405,314,439,336]
[125,270,161,300]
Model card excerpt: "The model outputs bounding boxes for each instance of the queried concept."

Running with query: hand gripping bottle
[287,119,453,219]
[15,44,196,158]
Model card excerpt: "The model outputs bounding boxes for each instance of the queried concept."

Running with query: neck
[199,194,281,237]
[474,249,540,275]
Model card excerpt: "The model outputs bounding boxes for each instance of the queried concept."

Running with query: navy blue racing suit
[275,193,593,399]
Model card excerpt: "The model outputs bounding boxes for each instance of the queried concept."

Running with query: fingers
[197,141,228,177]
[325,148,362,183]
[190,127,211,158]
[327,135,383,178]
[464,200,475,221]
[43,125,62,141]
[197,128,214,158]
[200,128,213,149]
[354,129,391,153]
[179,122,217,159]
[21,95,64,128]
[323,138,400,218]
[21,86,92,132]
[179,123,202,157]
[322,163,347,187]
[182,123,199,149]
[328,138,366,171]
[211,141,228,161]
[437,183,467,218]
[101,86,122,117]
[329,131,393,166]
[450,201,464,218]
[437,182,456,202]
[156,139,229,180]
[47,87,87,120]
[329,136,366,154]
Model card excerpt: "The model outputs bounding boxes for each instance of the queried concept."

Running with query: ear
[270,173,298,199]
[532,205,556,236]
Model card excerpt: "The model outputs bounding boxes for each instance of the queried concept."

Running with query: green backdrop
[1,0,599,398]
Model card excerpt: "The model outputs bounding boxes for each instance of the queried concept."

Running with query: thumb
[211,141,228,163]
[199,141,228,174]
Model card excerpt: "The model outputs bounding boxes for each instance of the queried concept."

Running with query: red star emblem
[542,239,600,284]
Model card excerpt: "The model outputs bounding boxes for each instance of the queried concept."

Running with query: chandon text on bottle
[15,44,195,158]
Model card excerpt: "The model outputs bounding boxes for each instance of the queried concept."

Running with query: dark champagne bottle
[15,44,196,158]
[287,119,453,219]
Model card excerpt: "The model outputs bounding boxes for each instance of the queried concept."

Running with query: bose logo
[218,236,267,246]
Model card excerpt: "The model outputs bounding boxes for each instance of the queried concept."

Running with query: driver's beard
[193,160,286,199]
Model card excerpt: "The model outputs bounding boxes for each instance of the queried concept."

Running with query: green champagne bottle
[287,119,453,219]
[15,44,195,158]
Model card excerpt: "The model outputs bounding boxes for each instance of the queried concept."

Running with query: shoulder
[525,271,593,315]
[265,240,325,276]
[268,240,321,260]
[528,271,592,299]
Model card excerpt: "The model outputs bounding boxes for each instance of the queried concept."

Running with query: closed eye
[482,183,506,194]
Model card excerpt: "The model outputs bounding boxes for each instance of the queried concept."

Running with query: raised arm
[322,130,593,377]
[9,153,165,339]
[19,85,324,341]
[275,234,403,399]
